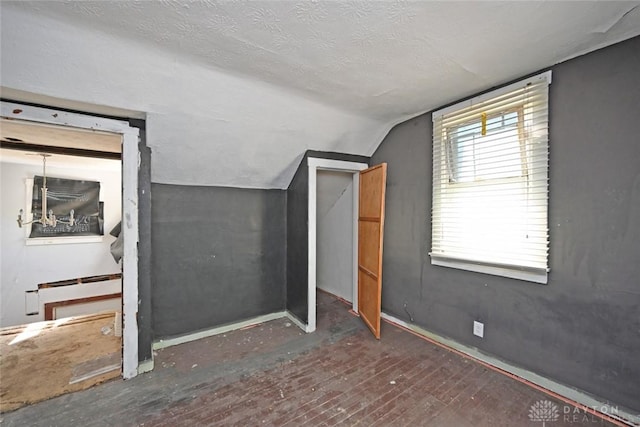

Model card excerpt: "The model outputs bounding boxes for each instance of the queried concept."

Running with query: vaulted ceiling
[2,1,639,188]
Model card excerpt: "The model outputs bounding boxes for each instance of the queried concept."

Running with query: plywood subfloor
[0,294,625,426]
[0,312,121,412]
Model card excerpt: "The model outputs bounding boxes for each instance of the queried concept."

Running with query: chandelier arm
[17,154,75,230]
[17,218,36,227]
[41,187,49,225]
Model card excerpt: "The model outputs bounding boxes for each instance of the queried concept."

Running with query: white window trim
[433,71,552,118]
[430,72,551,284]
[430,255,548,284]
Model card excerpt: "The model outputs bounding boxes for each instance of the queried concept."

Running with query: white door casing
[307,157,368,333]
[1,102,140,379]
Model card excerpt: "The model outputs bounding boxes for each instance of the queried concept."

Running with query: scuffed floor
[0,293,620,426]
[0,312,121,412]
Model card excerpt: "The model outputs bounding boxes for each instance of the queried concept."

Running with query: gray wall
[286,155,309,322]
[133,120,153,363]
[151,184,286,338]
[371,36,640,412]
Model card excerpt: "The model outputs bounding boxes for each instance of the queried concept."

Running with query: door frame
[307,158,368,333]
[1,102,140,379]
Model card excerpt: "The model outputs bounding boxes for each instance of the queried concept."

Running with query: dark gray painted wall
[286,155,309,322]
[371,36,640,412]
[151,184,286,339]
[286,151,369,323]
[132,120,153,362]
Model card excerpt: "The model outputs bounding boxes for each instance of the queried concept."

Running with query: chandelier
[17,153,75,228]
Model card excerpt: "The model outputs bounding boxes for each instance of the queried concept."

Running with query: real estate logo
[529,400,560,426]
[528,400,625,424]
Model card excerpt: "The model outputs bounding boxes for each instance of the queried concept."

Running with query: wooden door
[358,163,387,339]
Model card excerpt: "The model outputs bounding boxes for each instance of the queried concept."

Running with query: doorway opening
[1,102,140,385]
[316,170,355,303]
[307,158,368,333]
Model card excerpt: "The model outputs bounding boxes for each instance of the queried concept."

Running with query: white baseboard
[136,358,154,375]
[142,311,310,376]
[152,311,289,351]
[381,312,638,427]
[284,311,313,333]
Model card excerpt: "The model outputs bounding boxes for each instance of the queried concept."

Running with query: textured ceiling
[2,1,640,187]
[13,1,640,120]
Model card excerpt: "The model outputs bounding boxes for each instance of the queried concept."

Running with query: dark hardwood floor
[0,291,621,426]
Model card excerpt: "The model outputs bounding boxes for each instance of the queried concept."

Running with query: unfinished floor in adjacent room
[0,311,122,413]
[0,292,621,426]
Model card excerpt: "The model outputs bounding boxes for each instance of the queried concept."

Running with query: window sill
[26,236,104,246]
[429,254,548,284]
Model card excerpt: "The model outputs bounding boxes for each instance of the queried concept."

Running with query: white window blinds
[430,71,551,284]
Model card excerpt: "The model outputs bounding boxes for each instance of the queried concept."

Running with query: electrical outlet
[473,321,484,338]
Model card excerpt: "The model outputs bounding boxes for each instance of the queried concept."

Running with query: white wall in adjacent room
[0,150,122,327]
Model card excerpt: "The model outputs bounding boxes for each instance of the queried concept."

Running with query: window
[430,72,551,284]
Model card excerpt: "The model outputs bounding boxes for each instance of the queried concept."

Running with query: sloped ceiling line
[1,1,639,188]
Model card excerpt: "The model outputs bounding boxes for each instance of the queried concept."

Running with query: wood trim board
[44,293,122,321]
